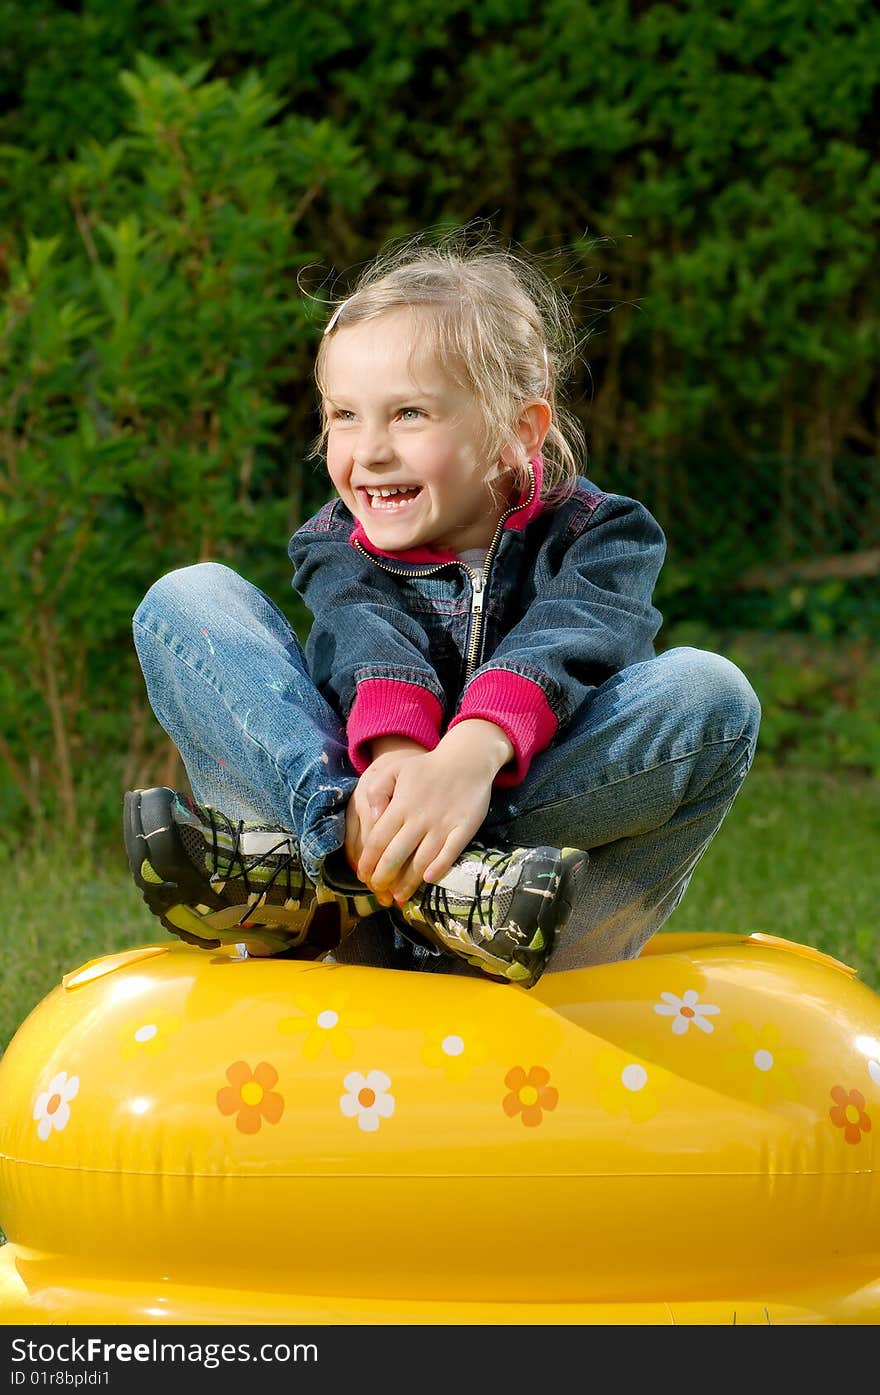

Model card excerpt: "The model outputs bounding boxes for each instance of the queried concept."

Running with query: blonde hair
[310,226,587,503]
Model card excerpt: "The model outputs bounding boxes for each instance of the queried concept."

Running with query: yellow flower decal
[421,1022,488,1081]
[119,1008,182,1060]
[720,1022,803,1105]
[595,1046,666,1122]
[278,987,372,1060]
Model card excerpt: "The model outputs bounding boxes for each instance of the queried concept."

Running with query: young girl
[124,231,760,989]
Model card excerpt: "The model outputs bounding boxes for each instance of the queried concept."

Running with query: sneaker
[393,843,588,988]
[123,787,377,957]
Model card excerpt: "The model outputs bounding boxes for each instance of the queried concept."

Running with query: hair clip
[323,298,351,336]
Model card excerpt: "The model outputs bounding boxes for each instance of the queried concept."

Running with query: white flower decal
[654,989,720,1035]
[33,1071,80,1140]
[339,1070,395,1133]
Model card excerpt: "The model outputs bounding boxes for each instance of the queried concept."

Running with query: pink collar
[348,455,545,564]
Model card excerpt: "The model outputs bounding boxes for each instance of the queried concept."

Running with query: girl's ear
[500,400,551,468]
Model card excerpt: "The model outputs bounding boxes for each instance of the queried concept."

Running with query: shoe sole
[125,789,320,956]
[124,788,226,950]
[406,846,589,990]
[488,846,588,988]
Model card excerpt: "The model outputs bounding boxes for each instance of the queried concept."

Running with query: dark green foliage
[1,56,354,837]
[1,5,878,842]
[3,1,878,466]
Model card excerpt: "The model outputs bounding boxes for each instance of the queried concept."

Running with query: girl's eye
[330,409,354,421]
[399,408,425,420]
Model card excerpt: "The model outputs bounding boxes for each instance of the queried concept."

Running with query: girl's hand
[355,721,514,907]
[344,738,424,902]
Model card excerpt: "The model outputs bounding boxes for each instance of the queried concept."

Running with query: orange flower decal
[217,1061,284,1134]
[829,1085,872,1144]
[502,1065,558,1127]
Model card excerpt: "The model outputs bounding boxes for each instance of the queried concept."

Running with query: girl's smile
[360,483,423,511]
[322,308,507,553]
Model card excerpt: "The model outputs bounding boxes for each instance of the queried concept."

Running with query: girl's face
[322,309,508,553]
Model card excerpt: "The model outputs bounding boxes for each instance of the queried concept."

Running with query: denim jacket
[288,457,665,787]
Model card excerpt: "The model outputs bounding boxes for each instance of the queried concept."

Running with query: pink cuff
[448,670,558,786]
[347,679,444,773]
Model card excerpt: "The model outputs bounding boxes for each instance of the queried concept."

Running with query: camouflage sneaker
[123,787,377,957]
[394,843,588,988]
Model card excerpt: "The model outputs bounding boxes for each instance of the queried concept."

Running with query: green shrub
[0,57,366,840]
[3,15,879,844]
[3,3,879,474]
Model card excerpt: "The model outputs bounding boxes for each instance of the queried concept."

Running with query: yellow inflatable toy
[1,930,879,1325]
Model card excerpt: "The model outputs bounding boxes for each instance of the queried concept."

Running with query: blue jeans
[133,563,761,973]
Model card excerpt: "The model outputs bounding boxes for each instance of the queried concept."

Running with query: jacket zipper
[461,469,537,680]
[353,467,537,684]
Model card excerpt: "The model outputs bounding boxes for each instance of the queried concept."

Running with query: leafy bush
[0,57,365,841]
[3,2,879,473]
[3,14,879,845]
[656,561,880,638]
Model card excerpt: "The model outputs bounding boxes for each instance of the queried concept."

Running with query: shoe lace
[419,846,510,941]
[203,806,307,927]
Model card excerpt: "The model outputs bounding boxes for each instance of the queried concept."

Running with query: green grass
[1,766,878,1055]
[657,764,880,981]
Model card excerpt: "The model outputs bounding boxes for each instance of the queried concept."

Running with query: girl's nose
[352,423,394,467]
